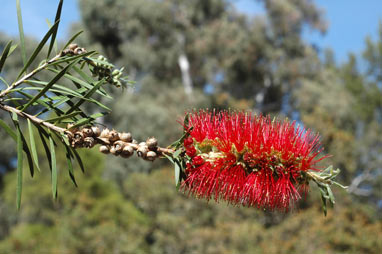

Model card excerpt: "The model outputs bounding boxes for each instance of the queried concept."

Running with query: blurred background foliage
[0,0,381,253]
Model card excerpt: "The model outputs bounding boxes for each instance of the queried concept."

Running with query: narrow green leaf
[28,81,111,110]
[62,31,83,51]
[64,145,77,187]
[87,98,111,111]
[46,51,94,67]
[48,65,111,98]
[47,0,62,57]
[86,57,114,69]
[38,95,64,102]
[79,60,86,69]
[66,79,106,115]
[332,181,348,189]
[36,91,87,117]
[22,81,110,113]
[22,58,79,111]
[27,119,41,172]
[173,149,182,158]
[321,194,327,216]
[12,113,24,208]
[0,119,17,140]
[59,120,77,123]
[16,90,65,116]
[38,128,52,170]
[183,113,189,131]
[35,90,86,119]
[46,111,82,123]
[163,153,175,164]
[169,127,193,149]
[180,159,187,181]
[49,90,88,119]
[49,134,57,199]
[326,185,335,204]
[17,21,60,79]
[322,165,333,174]
[71,112,107,129]
[24,80,85,97]
[10,113,34,178]
[16,120,23,210]
[72,66,111,98]
[45,19,58,55]
[13,84,84,98]
[16,0,26,66]
[0,40,12,73]
[0,76,10,87]
[72,65,93,83]
[0,117,35,177]
[3,98,24,103]
[8,45,18,57]
[174,162,181,189]
[19,131,34,178]
[71,148,84,173]
[60,133,70,146]
[39,128,57,148]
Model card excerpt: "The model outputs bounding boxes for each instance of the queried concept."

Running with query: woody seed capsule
[82,128,93,137]
[95,137,108,145]
[74,47,85,55]
[108,130,120,142]
[84,137,95,148]
[62,48,71,55]
[67,123,78,132]
[120,132,132,142]
[146,151,157,161]
[137,145,149,158]
[121,145,134,158]
[110,146,118,155]
[91,126,101,137]
[68,43,78,50]
[113,140,126,153]
[74,132,84,142]
[99,145,110,154]
[146,137,158,150]
[100,129,110,139]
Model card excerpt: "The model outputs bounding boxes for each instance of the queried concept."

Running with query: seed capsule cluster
[62,43,87,56]
[66,125,166,161]
[61,44,126,88]
[90,55,125,88]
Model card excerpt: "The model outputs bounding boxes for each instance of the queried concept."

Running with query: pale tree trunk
[178,53,193,95]
[177,33,193,96]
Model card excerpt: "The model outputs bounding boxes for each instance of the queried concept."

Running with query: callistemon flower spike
[173,110,345,214]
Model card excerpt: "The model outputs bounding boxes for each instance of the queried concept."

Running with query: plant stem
[306,171,332,185]
[0,103,68,134]
[0,102,175,160]
[93,136,175,155]
[0,54,61,99]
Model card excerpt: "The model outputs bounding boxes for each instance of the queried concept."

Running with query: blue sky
[0,0,80,41]
[0,0,381,64]
[235,0,382,63]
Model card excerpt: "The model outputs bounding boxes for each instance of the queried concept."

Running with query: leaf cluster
[0,0,129,208]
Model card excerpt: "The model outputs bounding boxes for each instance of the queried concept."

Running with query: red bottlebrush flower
[186,146,197,158]
[183,137,194,147]
[180,110,328,211]
[192,155,204,166]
